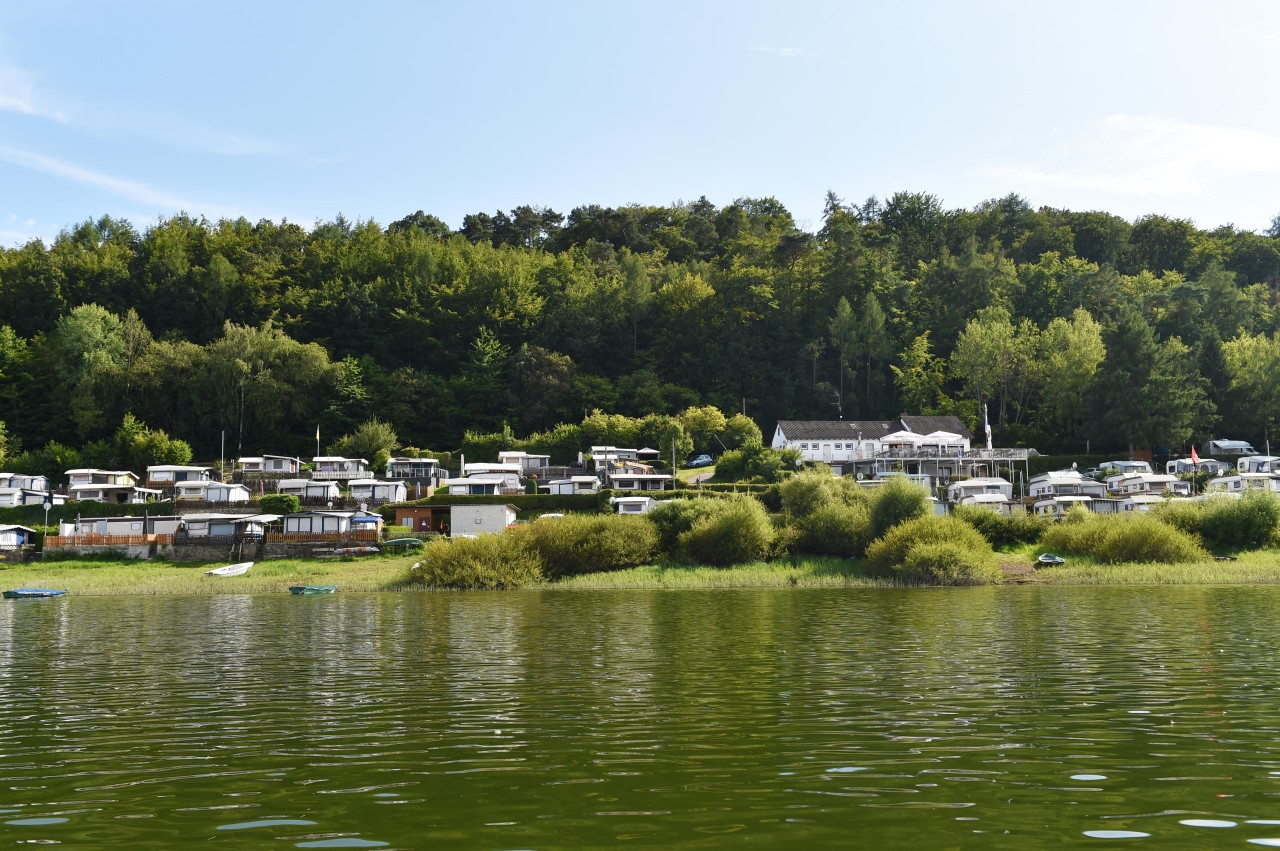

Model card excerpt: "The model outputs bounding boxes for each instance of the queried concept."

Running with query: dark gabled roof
[775,420,897,440]
[899,415,974,440]
[776,415,974,442]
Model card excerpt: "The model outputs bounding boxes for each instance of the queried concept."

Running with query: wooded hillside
[1,192,1277,464]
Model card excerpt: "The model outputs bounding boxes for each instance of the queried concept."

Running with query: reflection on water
[2,586,1280,847]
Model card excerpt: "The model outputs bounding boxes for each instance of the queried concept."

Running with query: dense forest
[1,191,1278,469]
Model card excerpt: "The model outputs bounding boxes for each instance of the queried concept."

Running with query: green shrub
[868,477,931,540]
[796,501,872,557]
[866,515,994,576]
[648,497,730,554]
[260,493,301,515]
[408,534,542,590]
[677,496,776,565]
[952,505,1048,548]
[1158,491,1280,551]
[1041,513,1207,564]
[900,541,1003,586]
[518,514,658,578]
[712,443,800,484]
[778,469,867,517]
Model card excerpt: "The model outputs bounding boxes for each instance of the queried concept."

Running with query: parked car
[686,454,714,468]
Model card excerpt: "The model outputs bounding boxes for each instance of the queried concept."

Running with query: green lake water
[3,586,1280,849]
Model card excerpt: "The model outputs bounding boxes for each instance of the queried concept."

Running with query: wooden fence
[265,530,380,543]
[45,533,175,548]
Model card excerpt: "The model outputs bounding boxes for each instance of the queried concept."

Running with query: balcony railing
[310,470,370,481]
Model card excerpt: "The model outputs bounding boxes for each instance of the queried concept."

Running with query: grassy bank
[0,555,421,596]
[1031,549,1280,585]
[545,557,904,589]
[4,550,1280,596]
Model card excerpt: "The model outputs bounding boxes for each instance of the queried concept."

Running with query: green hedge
[0,501,177,527]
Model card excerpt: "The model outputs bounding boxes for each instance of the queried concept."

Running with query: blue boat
[289,585,337,595]
[3,588,68,599]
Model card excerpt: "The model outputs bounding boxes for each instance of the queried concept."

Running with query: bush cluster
[675,495,776,565]
[518,514,658,578]
[868,477,931,540]
[408,534,543,590]
[865,515,1000,585]
[952,505,1048,548]
[1041,510,1207,564]
[1157,491,1280,551]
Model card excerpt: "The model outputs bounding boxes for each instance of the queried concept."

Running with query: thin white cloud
[975,114,1280,197]
[0,60,67,121]
[751,46,821,60]
[0,145,218,213]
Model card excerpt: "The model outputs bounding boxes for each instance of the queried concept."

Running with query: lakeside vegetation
[402,480,1280,591]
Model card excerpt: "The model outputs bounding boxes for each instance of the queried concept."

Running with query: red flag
[1190,446,1201,465]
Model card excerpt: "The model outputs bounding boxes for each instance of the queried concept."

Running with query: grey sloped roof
[776,420,897,440]
[776,415,974,442]
[899,415,974,440]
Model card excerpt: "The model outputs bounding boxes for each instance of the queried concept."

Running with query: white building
[611,496,658,515]
[311,457,370,481]
[238,455,302,475]
[545,476,601,495]
[608,473,672,492]
[946,476,1013,503]
[385,457,443,484]
[145,465,214,486]
[0,488,65,508]
[174,481,252,504]
[1206,473,1280,494]
[69,484,162,504]
[1104,472,1191,497]
[497,451,552,475]
[442,475,512,495]
[0,473,50,491]
[348,479,408,505]
[1166,457,1231,476]
[1029,470,1108,500]
[450,503,519,537]
[178,513,276,537]
[283,509,382,536]
[277,479,342,501]
[1236,456,1278,474]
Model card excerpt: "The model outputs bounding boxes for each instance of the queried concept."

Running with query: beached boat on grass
[205,561,253,577]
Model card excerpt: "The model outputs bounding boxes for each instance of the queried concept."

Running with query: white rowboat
[205,561,254,577]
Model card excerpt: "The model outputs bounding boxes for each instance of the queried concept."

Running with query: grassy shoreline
[3,549,1280,595]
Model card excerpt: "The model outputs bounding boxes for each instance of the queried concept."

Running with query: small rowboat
[206,561,254,577]
[333,546,379,556]
[3,588,68,599]
[381,538,423,548]
[289,585,337,595]
[1037,553,1066,566]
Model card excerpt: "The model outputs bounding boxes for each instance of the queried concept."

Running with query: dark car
[686,454,714,468]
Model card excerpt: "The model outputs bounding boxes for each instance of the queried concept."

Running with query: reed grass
[543,557,908,589]
[0,554,421,595]
[1034,550,1280,585]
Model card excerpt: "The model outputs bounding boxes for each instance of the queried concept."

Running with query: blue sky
[3,0,1280,245]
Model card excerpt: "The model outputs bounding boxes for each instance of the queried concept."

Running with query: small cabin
[238,455,302,475]
[178,513,275,538]
[449,504,519,536]
[310,456,370,481]
[348,479,408,505]
[277,479,342,501]
[146,465,214,487]
[173,481,252,504]
[545,476,601,495]
[610,496,658,515]
[497,451,552,475]
[283,509,382,536]
[0,525,37,549]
